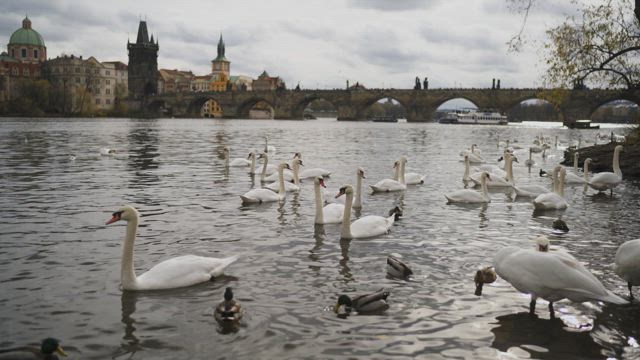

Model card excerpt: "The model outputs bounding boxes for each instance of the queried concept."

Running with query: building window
[11,49,15,57]
[106,88,111,94]
[11,68,18,76]
[23,68,29,76]
[95,69,99,74]
[106,70,110,75]
[95,88,100,94]
[21,48,27,58]
[76,77,80,83]
[106,99,111,105]
[106,79,110,85]
[34,49,39,59]
[95,99,101,104]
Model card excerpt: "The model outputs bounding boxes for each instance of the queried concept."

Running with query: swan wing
[495,249,625,304]
[300,168,331,179]
[405,172,425,185]
[444,189,488,203]
[229,158,250,167]
[370,179,405,192]
[241,188,279,203]
[514,184,549,198]
[614,239,640,284]
[533,193,567,210]
[564,172,585,184]
[589,172,621,188]
[322,203,344,223]
[136,255,238,290]
[350,215,394,238]
[265,181,299,192]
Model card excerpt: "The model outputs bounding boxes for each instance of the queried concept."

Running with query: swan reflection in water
[490,312,603,360]
[113,291,141,359]
[339,238,353,284]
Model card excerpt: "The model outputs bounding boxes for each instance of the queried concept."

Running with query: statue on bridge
[414,76,422,90]
[423,77,428,90]
[492,78,496,89]
[497,79,501,89]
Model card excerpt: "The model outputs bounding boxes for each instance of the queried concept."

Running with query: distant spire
[213,33,229,62]
[150,34,154,44]
[136,20,149,44]
[22,15,32,30]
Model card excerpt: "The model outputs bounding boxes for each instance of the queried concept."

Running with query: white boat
[440,110,508,125]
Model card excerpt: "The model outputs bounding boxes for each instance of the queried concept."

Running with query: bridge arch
[292,96,339,119]
[507,98,562,122]
[237,98,275,119]
[357,95,410,120]
[589,99,639,124]
[187,96,225,118]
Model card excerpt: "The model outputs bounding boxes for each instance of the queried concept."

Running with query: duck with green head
[215,287,244,324]
[334,289,390,316]
[0,338,67,359]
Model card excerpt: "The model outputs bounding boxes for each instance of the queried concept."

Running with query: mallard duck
[387,255,413,279]
[552,217,569,233]
[334,289,390,316]
[214,287,244,324]
[474,266,497,295]
[0,338,68,359]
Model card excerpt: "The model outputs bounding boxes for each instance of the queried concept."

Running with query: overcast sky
[1,0,583,89]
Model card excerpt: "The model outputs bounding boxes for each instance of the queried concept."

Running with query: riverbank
[562,140,640,179]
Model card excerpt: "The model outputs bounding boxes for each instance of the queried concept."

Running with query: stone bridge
[144,88,640,125]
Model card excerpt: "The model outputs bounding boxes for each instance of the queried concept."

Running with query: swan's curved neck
[250,155,256,174]
[292,162,300,185]
[584,161,590,181]
[278,165,286,196]
[340,191,354,239]
[399,161,406,184]
[463,157,470,181]
[260,155,269,181]
[313,182,323,224]
[573,152,578,172]
[224,151,229,167]
[393,164,400,181]
[558,170,566,197]
[613,147,622,177]
[354,174,363,208]
[121,217,139,290]
[506,156,514,184]
[528,149,532,161]
[480,176,489,198]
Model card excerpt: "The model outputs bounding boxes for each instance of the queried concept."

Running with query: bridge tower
[127,20,159,100]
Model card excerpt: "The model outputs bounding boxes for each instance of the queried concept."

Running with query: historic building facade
[252,70,285,91]
[209,35,230,92]
[44,55,128,113]
[127,21,158,100]
[0,16,47,102]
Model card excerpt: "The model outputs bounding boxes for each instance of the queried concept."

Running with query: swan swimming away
[313,176,344,224]
[336,184,399,239]
[588,145,623,195]
[105,206,238,290]
[494,236,627,318]
[370,157,407,193]
[614,238,640,300]
[445,172,491,204]
[241,162,291,204]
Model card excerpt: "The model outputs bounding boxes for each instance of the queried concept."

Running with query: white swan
[461,144,485,163]
[313,177,344,224]
[370,157,407,193]
[241,162,290,204]
[223,147,251,167]
[299,166,331,179]
[403,158,425,185]
[524,147,535,167]
[259,153,279,180]
[336,184,398,239]
[445,172,491,204]
[247,152,258,175]
[105,206,238,290]
[533,166,568,210]
[470,153,513,188]
[494,236,627,317]
[263,154,300,182]
[588,145,623,194]
[100,148,117,156]
[328,168,365,208]
[614,238,640,299]
[264,136,276,155]
[265,158,301,192]
[562,152,585,184]
[513,164,552,198]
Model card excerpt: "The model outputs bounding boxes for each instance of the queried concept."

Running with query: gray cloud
[348,0,441,11]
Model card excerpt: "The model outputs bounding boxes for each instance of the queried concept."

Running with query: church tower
[211,34,230,78]
[127,20,159,100]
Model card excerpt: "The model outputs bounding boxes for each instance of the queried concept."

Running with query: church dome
[9,17,45,47]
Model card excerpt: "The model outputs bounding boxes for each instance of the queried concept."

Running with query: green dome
[9,17,45,47]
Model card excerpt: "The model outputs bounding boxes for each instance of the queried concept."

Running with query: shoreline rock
[562,142,640,179]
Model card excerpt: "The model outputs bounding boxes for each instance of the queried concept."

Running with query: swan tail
[210,255,239,278]
[601,291,629,305]
[240,195,259,204]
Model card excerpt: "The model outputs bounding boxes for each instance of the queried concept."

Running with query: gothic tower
[127,20,159,100]
[211,34,230,78]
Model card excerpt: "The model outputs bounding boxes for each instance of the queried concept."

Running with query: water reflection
[113,291,141,359]
[490,312,603,359]
[339,238,353,283]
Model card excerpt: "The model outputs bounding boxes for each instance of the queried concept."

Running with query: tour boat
[440,110,508,125]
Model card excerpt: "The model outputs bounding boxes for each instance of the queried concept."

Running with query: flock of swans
[102,133,639,333]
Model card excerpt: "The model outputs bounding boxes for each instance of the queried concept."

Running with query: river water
[0,117,638,359]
